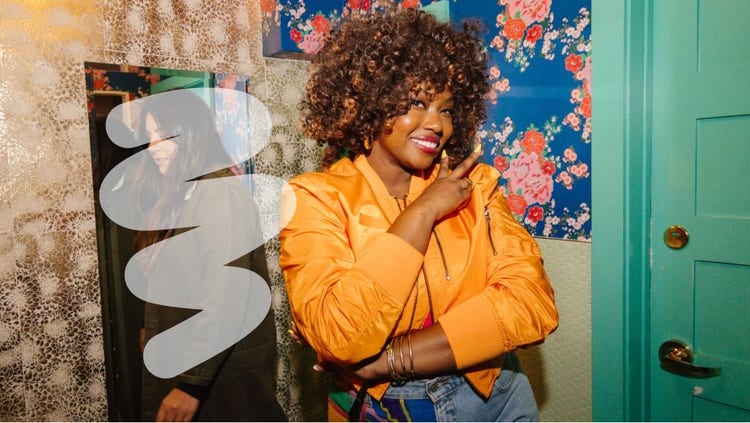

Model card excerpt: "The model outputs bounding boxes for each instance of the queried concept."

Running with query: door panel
[694,397,750,422]
[696,116,750,218]
[650,0,750,420]
[697,0,750,72]
[693,262,750,409]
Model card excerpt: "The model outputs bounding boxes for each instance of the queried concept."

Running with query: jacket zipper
[485,207,498,256]
[432,230,451,281]
[485,184,500,256]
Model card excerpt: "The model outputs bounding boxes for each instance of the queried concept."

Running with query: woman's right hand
[411,144,482,222]
[387,144,482,254]
[322,323,457,384]
[314,353,388,385]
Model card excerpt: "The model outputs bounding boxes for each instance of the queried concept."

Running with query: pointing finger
[451,143,483,179]
[437,149,451,177]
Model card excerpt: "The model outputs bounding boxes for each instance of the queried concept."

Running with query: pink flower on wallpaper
[506,192,529,216]
[505,152,536,186]
[526,24,543,43]
[489,66,501,79]
[577,56,592,85]
[501,0,552,25]
[580,91,591,118]
[520,129,546,156]
[494,155,509,173]
[504,17,526,40]
[563,112,581,131]
[567,56,592,121]
[563,147,577,162]
[565,53,584,73]
[522,169,554,205]
[541,160,556,175]
[526,205,544,223]
[290,29,302,44]
[493,79,510,93]
[312,14,331,35]
[486,65,510,104]
[569,163,590,178]
[484,88,499,104]
[504,152,553,206]
[490,35,505,51]
[556,170,574,190]
[299,30,326,54]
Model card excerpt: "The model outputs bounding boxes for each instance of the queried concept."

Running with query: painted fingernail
[473,143,483,154]
[441,150,447,159]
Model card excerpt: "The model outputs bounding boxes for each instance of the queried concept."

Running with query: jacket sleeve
[177,177,270,387]
[279,178,424,364]
[439,177,559,369]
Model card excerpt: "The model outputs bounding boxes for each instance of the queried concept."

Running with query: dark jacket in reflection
[139,169,286,421]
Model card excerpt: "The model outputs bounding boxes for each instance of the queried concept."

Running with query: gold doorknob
[659,340,721,378]
[664,225,689,249]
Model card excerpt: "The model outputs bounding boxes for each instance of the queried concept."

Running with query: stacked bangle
[385,334,415,385]
[407,333,415,379]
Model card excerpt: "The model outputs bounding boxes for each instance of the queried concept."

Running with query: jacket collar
[351,154,437,198]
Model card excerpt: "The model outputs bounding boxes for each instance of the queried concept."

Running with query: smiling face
[144,113,179,175]
[369,88,454,177]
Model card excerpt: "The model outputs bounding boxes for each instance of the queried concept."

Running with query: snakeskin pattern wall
[0,0,590,420]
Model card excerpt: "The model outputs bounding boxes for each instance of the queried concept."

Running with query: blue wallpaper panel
[262,0,592,240]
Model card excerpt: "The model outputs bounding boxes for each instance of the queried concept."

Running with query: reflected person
[127,90,286,421]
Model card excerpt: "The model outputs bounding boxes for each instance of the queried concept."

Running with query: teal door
[650,0,750,420]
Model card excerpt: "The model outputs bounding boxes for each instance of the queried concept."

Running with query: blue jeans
[368,352,539,422]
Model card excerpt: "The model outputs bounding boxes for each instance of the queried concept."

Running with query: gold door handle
[664,225,689,249]
[659,340,722,378]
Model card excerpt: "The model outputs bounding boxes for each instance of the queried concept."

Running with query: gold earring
[363,136,371,151]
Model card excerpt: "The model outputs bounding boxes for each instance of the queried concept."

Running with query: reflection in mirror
[84,63,261,420]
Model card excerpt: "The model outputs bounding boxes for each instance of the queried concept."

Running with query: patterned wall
[467,0,592,240]
[261,0,592,240]
[0,0,590,421]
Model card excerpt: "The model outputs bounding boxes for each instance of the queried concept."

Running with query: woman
[279,8,559,422]
[129,90,286,421]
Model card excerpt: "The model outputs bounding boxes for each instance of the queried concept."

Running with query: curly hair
[300,8,490,168]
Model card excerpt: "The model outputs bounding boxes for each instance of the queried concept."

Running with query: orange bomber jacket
[278,155,558,400]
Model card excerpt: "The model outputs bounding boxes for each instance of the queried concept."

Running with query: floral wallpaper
[467,0,592,240]
[262,0,440,56]
[261,0,592,240]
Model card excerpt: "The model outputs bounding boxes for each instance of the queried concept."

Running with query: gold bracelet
[398,335,408,379]
[386,342,398,380]
[407,332,415,379]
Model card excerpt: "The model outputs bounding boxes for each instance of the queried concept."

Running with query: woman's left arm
[438,188,558,370]
[349,174,558,381]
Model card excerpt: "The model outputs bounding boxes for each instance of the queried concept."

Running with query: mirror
[84,62,265,420]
